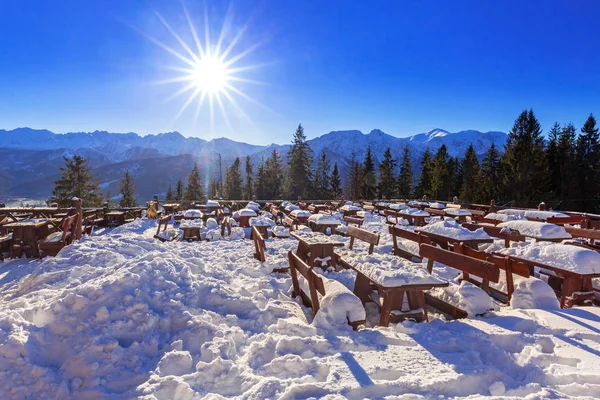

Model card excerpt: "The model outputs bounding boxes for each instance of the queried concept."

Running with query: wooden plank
[419,244,500,282]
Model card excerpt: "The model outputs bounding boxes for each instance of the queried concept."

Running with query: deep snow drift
[1,218,600,399]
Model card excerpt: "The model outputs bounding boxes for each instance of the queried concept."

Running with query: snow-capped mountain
[0,127,507,199]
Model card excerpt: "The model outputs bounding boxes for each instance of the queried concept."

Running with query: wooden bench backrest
[424,207,445,216]
[288,251,325,315]
[548,216,589,226]
[461,222,526,246]
[61,214,79,242]
[283,216,298,230]
[419,243,500,283]
[470,215,501,226]
[452,242,529,278]
[252,226,266,262]
[564,226,600,241]
[156,214,170,235]
[343,216,363,226]
[346,225,379,254]
[388,225,429,244]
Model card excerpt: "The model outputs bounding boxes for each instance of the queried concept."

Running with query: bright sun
[190,56,229,94]
[136,2,269,130]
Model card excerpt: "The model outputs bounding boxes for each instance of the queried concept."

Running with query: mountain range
[0,127,507,201]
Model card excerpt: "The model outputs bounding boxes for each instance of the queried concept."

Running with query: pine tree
[105,190,113,208]
[224,158,243,200]
[265,149,283,198]
[501,109,549,207]
[478,143,502,204]
[50,155,102,207]
[397,145,413,199]
[208,178,219,199]
[575,114,599,212]
[362,146,377,199]
[555,123,578,208]
[459,144,480,202]
[243,156,253,200]
[184,164,204,201]
[118,170,136,207]
[330,163,343,199]
[546,122,561,197]
[255,158,268,199]
[378,147,397,199]
[431,145,450,200]
[286,124,313,199]
[313,150,332,199]
[175,179,184,201]
[448,156,462,201]
[165,184,174,201]
[414,148,432,199]
[345,152,363,200]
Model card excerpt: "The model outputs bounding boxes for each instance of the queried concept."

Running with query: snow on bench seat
[183,209,202,218]
[290,209,311,218]
[399,208,430,217]
[307,214,341,225]
[444,208,472,217]
[498,209,569,220]
[497,220,571,240]
[497,242,600,275]
[417,219,491,241]
[337,252,446,288]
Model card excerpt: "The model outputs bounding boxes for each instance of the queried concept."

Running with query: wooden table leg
[379,290,402,327]
[561,275,582,308]
[352,272,372,305]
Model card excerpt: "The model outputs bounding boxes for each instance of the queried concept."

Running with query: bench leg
[379,290,403,327]
[352,272,372,305]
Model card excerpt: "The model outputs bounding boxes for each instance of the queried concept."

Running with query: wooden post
[71,198,83,240]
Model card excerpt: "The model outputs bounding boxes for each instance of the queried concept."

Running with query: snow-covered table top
[497,242,600,275]
[498,209,569,220]
[307,214,341,225]
[400,208,430,217]
[416,219,491,241]
[183,209,203,218]
[290,209,311,218]
[234,208,258,218]
[428,202,446,209]
[497,220,571,240]
[340,205,362,211]
[290,230,344,246]
[444,208,472,216]
[389,203,409,210]
[4,218,52,227]
[338,252,448,288]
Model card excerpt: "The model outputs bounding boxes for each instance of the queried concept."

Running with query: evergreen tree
[50,155,102,207]
[501,109,549,207]
[165,184,174,202]
[243,156,253,200]
[431,145,450,200]
[546,122,561,197]
[460,144,480,202]
[118,170,136,207]
[224,158,243,200]
[286,124,313,199]
[478,143,502,204]
[175,179,184,201]
[105,190,113,208]
[313,150,332,199]
[378,147,397,199]
[397,145,413,199]
[362,146,377,199]
[184,164,204,201]
[575,114,600,212]
[414,148,433,199]
[330,163,343,199]
[556,123,578,208]
[265,149,283,198]
[208,178,219,199]
[345,152,363,200]
[448,156,462,201]
[255,158,268,199]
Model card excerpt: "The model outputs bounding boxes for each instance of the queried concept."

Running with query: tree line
[48,109,600,212]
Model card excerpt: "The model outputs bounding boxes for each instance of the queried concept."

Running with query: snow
[235,208,257,217]
[429,281,495,317]
[485,212,518,222]
[498,209,569,220]
[444,208,472,216]
[271,226,290,238]
[497,242,600,274]
[179,219,202,228]
[428,202,446,209]
[310,277,366,329]
[284,204,300,212]
[205,200,220,208]
[2,215,600,398]
[249,216,275,227]
[340,205,361,212]
[183,209,202,218]
[335,252,447,287]
[246,201,261,211]
[497,220,572,240]
[389,203,409,210]
[510,278,561,310]
[417,219,491,240]
[399,208,430,217]
[290,209,311,218]
[307,214,340,225]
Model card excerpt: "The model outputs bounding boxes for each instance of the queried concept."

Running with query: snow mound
[290,209,311,218]
[307,214,340,225]
[418,219,490,240]
[429,281,495,317]
[205,218,218,230]
[311,277,366,330]
[498,242,600,274]
[246,201,261,211]
[250,216,275,227]
[183,209,202,218]
[510,278,560,310]
[497,220,571,240]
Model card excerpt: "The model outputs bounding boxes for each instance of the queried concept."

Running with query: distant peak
[368,129,386,136]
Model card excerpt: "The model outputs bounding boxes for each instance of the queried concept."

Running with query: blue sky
[1,0,599,144]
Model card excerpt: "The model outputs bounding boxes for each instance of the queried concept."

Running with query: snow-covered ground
[1,217,600,399]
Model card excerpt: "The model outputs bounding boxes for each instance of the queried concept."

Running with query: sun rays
[137,1,270,133]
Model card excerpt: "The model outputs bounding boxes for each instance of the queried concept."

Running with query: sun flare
[136,2,270,131]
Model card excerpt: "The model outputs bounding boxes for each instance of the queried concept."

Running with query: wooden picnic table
[105,211,126,227]
[162,203,180,214]
[496,252,600,308]
[415,228,494,250]
[180,226,202,241]
[337,252,449,326]
[4,218,53,258]
[290,230,344,268]
[308,221,340,235]
[399,212,429,226]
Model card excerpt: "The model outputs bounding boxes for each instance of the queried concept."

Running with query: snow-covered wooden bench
[419,243,500,319]
[38,214,78,257]
[283,216,300,231]
[154,215,178,242]
[343,216,364,227]
[388,225,431,261]
[343,225,380,255]
[253,226,288,273]
[336,251,449,326]
[452,242,530,302]
[0,230,12,261]
[461,222,527,248]
[470,215,501,226]
[547,215,589,226]
[220,216,232,237]
[288,250,366,329]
